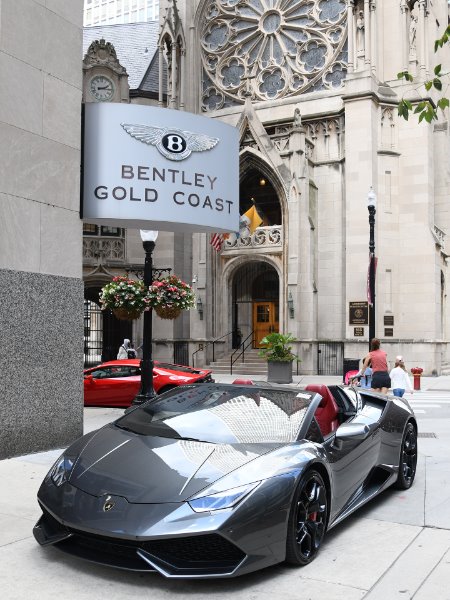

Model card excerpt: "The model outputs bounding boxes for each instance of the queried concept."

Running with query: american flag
[210,233,224,252]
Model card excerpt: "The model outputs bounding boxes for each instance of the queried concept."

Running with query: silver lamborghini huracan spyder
[33,382,417,578]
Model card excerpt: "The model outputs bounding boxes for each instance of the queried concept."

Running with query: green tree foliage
[398,24,450,122]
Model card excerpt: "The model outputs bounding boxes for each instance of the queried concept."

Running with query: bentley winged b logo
[121,123,219,161]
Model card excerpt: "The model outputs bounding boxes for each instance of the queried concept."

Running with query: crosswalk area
[402,390,450,414]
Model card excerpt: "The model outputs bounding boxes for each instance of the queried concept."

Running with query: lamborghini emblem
[103,495,115,512]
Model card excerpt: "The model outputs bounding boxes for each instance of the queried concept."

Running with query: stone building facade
[155,0,450,375]
[81,0,450,377]
[0,1,84,458]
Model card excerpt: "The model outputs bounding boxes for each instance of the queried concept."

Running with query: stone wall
[0,0,84,458]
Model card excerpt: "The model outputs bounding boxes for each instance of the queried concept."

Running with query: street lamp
[132,229,159,406]
[367,187,377,348]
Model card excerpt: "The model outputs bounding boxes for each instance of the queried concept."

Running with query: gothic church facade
[153,0,450,374]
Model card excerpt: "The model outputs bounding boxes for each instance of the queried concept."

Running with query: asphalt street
[1,374,450,600]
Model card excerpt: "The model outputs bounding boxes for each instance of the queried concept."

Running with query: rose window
[201,0,348,111]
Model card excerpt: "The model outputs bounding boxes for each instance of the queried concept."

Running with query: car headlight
[188,482,260,513]
[48,455,74,487]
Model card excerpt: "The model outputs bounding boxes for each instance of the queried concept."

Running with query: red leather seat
[305,384,340,437]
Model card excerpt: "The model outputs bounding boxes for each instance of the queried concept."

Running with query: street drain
[418,432,437,438]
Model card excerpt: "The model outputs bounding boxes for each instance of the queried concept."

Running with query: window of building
[83,224,124,237]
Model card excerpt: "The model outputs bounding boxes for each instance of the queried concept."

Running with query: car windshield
[115,384,313,444]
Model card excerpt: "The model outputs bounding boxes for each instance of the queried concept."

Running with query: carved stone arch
[239,149,288,226]
[220,254,286,338]
[222,254,283,287]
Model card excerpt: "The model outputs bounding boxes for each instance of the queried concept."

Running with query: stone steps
[208,350,268,375]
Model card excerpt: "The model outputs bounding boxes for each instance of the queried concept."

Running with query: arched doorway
[239,170,282,226]
[84,287,132,366]
[232,262,279,348]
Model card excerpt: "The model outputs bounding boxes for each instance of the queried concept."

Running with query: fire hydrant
[411,367,423,391]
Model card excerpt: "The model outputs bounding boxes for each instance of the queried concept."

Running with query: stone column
[170,41,177,107]
[179,48,186,110]
[370,0,377,74]
[400,0,408,72]
[364,0,371,67]
[347,0,355,73]
[158,45,164,106]
[424,6,430,78]
[418,0,426,79]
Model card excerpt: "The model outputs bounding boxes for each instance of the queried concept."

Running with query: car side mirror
[84,374,95,384]
[335,422,370,441]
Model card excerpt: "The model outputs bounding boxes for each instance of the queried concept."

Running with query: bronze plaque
[384,315,394,326]
[349,301,369,325]
[384,328,394,337]
[354,327,364,337]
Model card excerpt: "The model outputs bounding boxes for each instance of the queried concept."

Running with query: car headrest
[305,384,332,407]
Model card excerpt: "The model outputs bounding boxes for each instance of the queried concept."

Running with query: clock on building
[89,75,115,101]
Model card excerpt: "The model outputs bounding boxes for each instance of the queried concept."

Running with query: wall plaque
[349,301,368,325]
[354,327,364,336]
[384,315,394,326]
[384,328,394,337]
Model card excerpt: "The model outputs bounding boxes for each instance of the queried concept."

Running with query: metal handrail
[230,330,255,375]
[191,331,233,367]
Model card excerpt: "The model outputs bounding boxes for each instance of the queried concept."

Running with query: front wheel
[395,422,417,490]
[285,470,328,566]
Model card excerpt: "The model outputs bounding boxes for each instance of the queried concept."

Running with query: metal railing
[230,330,255,375]
[191,331,233,368]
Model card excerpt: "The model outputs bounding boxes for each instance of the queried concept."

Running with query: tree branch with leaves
[398,24,450,122]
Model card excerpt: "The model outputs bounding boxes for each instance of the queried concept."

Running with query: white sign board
[82,103,239,233]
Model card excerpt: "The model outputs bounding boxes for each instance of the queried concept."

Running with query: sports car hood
[68,424,280,503]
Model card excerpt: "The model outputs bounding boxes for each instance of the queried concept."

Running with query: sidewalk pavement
[1,375,450,599]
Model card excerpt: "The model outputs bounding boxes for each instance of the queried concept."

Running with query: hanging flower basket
[112,307,143,321]
[99,276,146,320]
[154,305,182,320]
[146,275,195,318]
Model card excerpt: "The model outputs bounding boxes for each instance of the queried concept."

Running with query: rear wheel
[285,470,328,566]
[395,422,417,489]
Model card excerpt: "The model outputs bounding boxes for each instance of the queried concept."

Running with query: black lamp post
[132,230,159,406]
[367,187,377,348]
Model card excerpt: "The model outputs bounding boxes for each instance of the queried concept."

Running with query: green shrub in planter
[258,333,298,362]
[258,333,300,384]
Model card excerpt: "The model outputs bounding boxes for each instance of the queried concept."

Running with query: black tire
[395,422,417,490]
[285,470,328,566]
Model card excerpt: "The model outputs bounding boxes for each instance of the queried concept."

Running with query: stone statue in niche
[356,10,365,53]
[294,108,302,127]
[409,15,417,54]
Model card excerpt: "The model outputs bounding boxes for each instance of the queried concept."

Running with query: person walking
[389,356,413,397]
[358,338,391,393]
[117,338,131,359]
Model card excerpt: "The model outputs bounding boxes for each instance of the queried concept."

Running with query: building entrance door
[253,302,279,348]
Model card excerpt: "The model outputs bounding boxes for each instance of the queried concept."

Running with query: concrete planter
[267,361,293,384]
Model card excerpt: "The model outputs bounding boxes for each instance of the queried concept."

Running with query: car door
[323,388,383,520]
[84,367,116,406]
[102,365,142,406]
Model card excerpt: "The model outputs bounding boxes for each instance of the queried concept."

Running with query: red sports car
[84,359,214,407]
